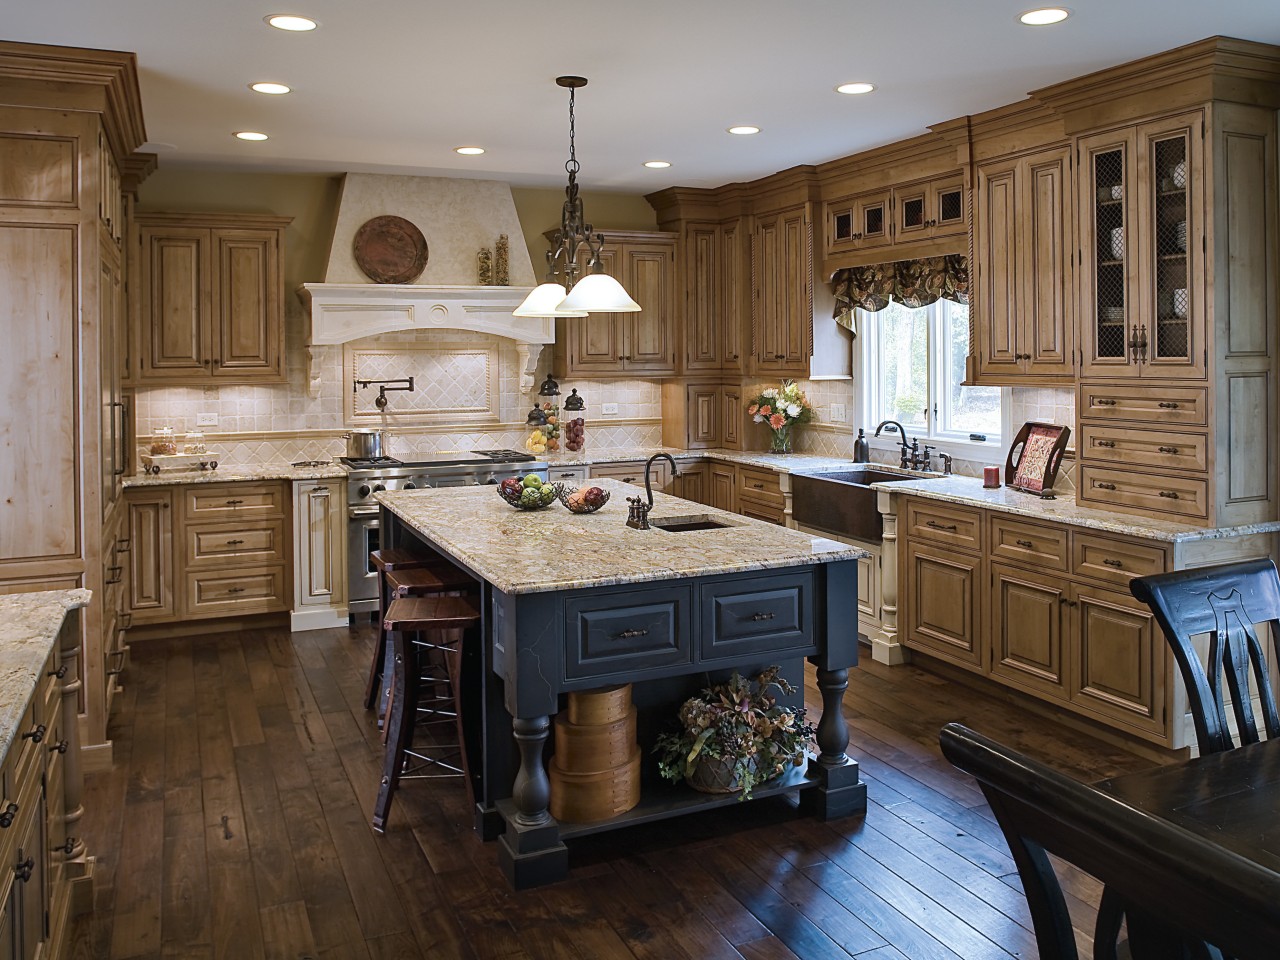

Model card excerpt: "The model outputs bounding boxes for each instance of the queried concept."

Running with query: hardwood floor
[69,623,1156,960]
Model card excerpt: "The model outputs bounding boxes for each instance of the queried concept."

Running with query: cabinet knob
[49,664,68,680]
[21,724,45,744]
[14,857,33,883]
[1059,598,1078,608]
[49,739,69,755]
[0,803,17,829]
[58,837,76,856]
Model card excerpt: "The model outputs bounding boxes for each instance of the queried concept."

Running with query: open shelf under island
[376,478,869,888]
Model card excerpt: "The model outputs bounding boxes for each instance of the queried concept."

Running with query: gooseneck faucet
[627,453,680,530]
[874,420,912,469]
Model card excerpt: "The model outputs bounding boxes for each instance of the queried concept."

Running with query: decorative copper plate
[352,215,428,284]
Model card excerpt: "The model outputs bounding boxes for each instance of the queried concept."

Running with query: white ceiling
[6,1,1279,192]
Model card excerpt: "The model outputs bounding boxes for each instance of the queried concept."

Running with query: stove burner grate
[291,459,334,468]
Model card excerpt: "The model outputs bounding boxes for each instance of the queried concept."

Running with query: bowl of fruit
[498,474,558,511]
[556,484,611,514]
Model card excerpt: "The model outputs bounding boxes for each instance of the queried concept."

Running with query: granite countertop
[871,474,1280,544]
[549,447,863,476]
[0,589,90,768]
[122,462,348,488]
[376,478,867,595]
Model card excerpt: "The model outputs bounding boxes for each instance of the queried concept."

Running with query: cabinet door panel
[687,386,719,447]
[779,210,812,369]
[624,244,676,372]
[143,227,209,373]
[753,214,783,370]
[213,231,279,375]
[296,481,344,606]
[1072,584,1166,734]
[720,387,742,449]
[930,178,967,238]
[719,220,747,370]
[990,563,1067,698]
[566,246,625,371]
[1022,148,1074,374]
[709,466,736,513]
[126,492,174,622]
[904,541,981,670]
[684,223,719,371]
[975,161,1020,378]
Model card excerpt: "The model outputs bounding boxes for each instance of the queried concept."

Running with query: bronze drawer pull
[106,650,126,677]
[49,739,68,755]
[1095,399,1118,406]
[226,539,245,546]
[58,837,76,856]
[1015,539,1034,549]
[21,725,45,744]
[226,586,246,594]
[1096,482,1117,490]
[117,538,131,551]
[925,521,958,531]
[1059,598,1077,607]
[612,628,649,640]
[622,477,636,483]
[1159,490,1180,499]
[14,857,33,883]
[0,804,17,829]
[1158,446,1179,454]
[310,485,327,492]
[752,483,765,489]
[557,473,578,479]
[749,612,776,622]
[225,498,244,506]
[1103,559,1124,569]
[1095,440,1116,448]
[105,566,123,585]
[48,665,67,680]
[1158,401,1180,409]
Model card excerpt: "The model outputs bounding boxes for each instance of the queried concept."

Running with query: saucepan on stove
[343,429,389,460]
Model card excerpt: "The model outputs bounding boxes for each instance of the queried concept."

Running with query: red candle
[983,466,1001,489]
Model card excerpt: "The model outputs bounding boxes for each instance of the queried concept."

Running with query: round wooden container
[565,684,631,726]
[554,707,636,772]
[549,749,641,823]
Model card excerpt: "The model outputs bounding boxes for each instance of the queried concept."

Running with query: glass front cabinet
[1079,112,1205,379]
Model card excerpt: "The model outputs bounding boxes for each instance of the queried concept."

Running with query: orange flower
[748,403,759,415]
[769,413,785,430]
[759,404,772,416]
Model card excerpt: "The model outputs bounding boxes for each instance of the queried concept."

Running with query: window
[860,299,1003,446]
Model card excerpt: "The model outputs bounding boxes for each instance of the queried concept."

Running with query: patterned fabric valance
[833,255,970,335]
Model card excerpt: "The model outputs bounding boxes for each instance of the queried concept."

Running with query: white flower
[763,389,777,398]
[786,403,801,418]
[753,414,764,423]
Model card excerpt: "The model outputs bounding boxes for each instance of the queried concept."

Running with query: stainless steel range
[346,449,548,615]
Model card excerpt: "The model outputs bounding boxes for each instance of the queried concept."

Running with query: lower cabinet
[291,480,347,629]
[1072,583,1166,737]
[904,540,982,669]
[989,562,1068,699]
[125,489,175,623]
[709,464,736,513]
[673,463,707,503]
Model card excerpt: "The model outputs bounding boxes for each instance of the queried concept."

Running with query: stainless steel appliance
[343,429,389,460]
[346,449,547,615]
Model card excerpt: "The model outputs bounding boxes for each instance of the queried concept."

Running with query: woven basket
[685,754,763,794]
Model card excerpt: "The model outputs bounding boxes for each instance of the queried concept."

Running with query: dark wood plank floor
[69,623,1157,960]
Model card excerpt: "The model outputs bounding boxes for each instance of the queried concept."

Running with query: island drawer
[183,518,287,569]
[904,499,983,553]
[564,586,692,681]
[737,468,783,507]
[1071,534,1166,588]
[699,571,814,661]
[989,517,1068,571]
[182,482,286,521]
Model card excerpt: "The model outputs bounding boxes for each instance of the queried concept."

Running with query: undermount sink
[650,515,736,533]
[791,465,933,543]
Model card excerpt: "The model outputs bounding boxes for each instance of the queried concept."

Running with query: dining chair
[1129,558,1280,755]
[939,722,1280,960]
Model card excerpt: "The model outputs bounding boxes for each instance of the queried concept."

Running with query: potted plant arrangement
[747,381,814,454]
[654,666,815,800]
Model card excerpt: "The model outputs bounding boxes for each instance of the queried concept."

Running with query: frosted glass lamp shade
[513,282,588,318]
[558,272,641,313]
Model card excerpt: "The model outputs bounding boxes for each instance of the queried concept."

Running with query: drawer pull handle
[1095,399,1118,406]
[612,628,649,640]
[226,539,245,546]
[1158,401,1180,409]
[1015,539,1034,549]
[752,483,765,489]
[22,725,45,744]
[105,566,123,585]
[227,586,246,594]
[49,665,67,680]
[49,739,68,755]
[622,477,636,483]
[1157,446,1179,454]
[225,498,244,506]
[14,857,33,883]
[121,612,133,630]
[1096,482,1116,490]
[557,473,577,479]
[310,485,327,492]
[117,538,131,551]
[1095,440,1116,448]
[1159,490,1180,499]
[1059,598,1077,607]
[749,612,776,622]
[1103,558,1124,569]
[925,521,958,532]
[0,804,17,829]
[58,837,76,856]
[106,650,126,678]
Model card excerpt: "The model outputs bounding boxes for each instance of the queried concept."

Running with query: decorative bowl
[497,481,558,511]
[556,484,611,514]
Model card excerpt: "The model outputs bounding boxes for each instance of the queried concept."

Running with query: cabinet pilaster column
[872,490,910,665]
[59,611,87,860]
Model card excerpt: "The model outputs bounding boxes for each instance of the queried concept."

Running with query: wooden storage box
[549,750,641,824]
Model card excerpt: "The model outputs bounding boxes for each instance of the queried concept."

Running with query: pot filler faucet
[626,453,680,530]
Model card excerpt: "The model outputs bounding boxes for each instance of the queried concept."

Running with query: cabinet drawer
[989,516,1068,571]
[564,586,692,682]
[1078,385,1207,426]
[1077,466,1209,521]
[737,467,783,507]
[184,566,288,617]
[184,518,287,569]
[547,465,589,484]
[183,482,286,521]
[905,499,983,553]
[737,499,785,525]
[1070,533,1166,587]
[699,572,813,661]
[1079,424,1208,473]
[586,462,646,484]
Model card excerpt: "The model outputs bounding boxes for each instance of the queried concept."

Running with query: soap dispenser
[853,428,870,463]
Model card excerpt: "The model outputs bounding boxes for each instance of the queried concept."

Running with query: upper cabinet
[752,204,812,377]
[972,144,1075,384]
[823,173,968,264]
[135,212,291,384]
[552,230,678,378]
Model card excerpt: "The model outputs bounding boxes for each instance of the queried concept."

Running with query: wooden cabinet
[825,189,892,253]
[708,464,736,513]
[895,176,966,243]
[672,463,707,503]
[125,489,175,624]
[553,231,678,377]
[135,212,290,384]
[292,480,346,628]
[751,205,812,376]
[719,219,749,373]
[989,562,1068,699]
[1071,583,1166,736]
[824,174,967,260]
[588,460,672,489]
[904,540,982,669]
[661,381,743,450]
[973,144,1075,383]
[679,219,751,374]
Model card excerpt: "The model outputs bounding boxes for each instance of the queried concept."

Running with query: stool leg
[363,566,390,711]
[373,628,417,832]
[443,625,478,813]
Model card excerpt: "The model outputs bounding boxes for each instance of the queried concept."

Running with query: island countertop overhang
[375,478,868,595]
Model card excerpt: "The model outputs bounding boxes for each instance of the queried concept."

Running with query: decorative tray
[140,452,221,474]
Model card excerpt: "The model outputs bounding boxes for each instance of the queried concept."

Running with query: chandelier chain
[565,87,580,177]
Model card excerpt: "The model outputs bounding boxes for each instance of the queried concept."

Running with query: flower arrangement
[653,666,815,800]
[748,381,814,454]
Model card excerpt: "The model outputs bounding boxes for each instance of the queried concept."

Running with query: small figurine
[477,247,493,285]
[495,234,510,285]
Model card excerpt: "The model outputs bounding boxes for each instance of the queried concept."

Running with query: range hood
[299,173,552,391]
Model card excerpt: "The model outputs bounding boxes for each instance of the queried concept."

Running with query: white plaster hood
[300,173,551,390]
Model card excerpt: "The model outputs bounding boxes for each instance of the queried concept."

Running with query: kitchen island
[376,478,869,888]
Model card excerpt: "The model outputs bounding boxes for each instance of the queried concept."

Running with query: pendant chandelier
[514,76,640,319]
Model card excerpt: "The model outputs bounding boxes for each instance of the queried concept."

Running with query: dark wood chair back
[939,722,1280,960]
[1129,558,1280,754]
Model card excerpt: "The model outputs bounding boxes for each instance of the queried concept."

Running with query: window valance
[833,255,970,335]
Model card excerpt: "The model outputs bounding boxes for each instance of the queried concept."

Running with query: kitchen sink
[650,515,736,533]
[791,466,931,543]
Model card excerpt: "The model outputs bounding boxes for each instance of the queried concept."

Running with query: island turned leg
[804,667,867,821]
[497,715,568,889]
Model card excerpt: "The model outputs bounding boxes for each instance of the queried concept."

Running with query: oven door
[348,506,381,613]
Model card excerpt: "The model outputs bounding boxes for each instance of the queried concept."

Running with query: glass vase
[769,425,793,454]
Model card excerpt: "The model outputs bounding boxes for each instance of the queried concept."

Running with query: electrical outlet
[196,412,218,427]
[601,402,619,416]
[830,403,847,423]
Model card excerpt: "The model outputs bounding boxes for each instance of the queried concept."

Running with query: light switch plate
[830,403,847,423]
[601,402,619,416]
[196,412,218,427]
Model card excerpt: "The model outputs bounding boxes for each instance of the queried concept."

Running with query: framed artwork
[1005,422,1071,494]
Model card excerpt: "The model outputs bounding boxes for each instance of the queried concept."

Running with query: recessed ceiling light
[1019,7,1070,25]
[727,125,760,136]
[643,160,671,169]
[265,14,318,31]
[454,146,485,156]
[250,82,291,95]
[836,82,876,95]
[234,131,269,141]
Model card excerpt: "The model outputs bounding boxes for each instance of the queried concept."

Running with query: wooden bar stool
[373,594,481,833]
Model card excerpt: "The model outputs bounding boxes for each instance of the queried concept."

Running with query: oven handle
[348,507,380,519]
